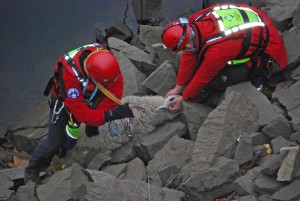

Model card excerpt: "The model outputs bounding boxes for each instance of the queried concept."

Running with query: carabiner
[51,100,65,124]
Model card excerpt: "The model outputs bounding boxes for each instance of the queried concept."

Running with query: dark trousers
[209,63,251,90]
[26,97,99,173]
[26,107,68,172]
[198,63,251,106]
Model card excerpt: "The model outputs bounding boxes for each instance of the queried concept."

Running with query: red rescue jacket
[176,4,288,101]
[51,43,123,126]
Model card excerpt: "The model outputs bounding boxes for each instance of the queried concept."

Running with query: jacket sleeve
[176,52,199,86]
[182,39,243,101]
[63,69,123,126]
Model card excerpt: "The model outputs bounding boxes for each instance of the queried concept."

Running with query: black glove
[104,103,134,122]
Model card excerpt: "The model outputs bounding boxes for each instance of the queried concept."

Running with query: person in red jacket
[24,43,134,183]
[162,4,288,111]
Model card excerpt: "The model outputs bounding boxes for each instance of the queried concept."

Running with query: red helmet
[161,18,191,52]
[84,49,120,84]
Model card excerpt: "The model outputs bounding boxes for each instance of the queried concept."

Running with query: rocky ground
[1,0,300,200]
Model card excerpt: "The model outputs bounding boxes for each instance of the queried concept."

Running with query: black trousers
[26,107,68,172]
[209,63,251,90]
[198,63,251,106]
[26,96,99,172]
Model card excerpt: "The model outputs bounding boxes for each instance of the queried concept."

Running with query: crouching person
[161,4,288,111]
[24,43,134,183]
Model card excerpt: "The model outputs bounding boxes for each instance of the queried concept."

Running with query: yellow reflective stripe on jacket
[67,43,100,58]
[212,5,265,36]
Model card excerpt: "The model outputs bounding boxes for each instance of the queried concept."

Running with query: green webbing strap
[229,57,250,65]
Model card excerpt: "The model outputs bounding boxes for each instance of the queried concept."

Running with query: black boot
[24,167,40,184]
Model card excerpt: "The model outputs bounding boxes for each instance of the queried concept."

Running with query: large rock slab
[192,91,259,171]
[224,82,282,127]
[79,170,185,201]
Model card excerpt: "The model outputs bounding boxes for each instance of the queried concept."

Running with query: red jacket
[176,4,288,101]
[52,43,123,126]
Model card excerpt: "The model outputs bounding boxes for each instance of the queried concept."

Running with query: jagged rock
[101,163,127,178]
[253,175,285,195]
[272,180,300,201]
[261,0,299,31]
[271,136,296,154]
[86,152,112,170]
[277,146,300,181]
[292,6,300,27]
[150,43,180,67]
[291,65,300,80]
[0,166,26,181]
[273,81,300,131]
[234,133,253,165]
[147,135,194,187]
[262,116,293,140]
[80,170,185,201]
[108,37,158,76]
[232,175,256,196]
[180,157,240,201]
[290,131,300,143]
[181,101,213,141]
[7,98,49,154]
[192,91,259,171]
[139,25,164,47]
[240,195,258,201]
[135,121,187,162]
[131,0,163,25]
[259,152,287,176]
[124,157,146,181]
[0,187,14,201]
[105,24,134,43]
[142,60,177,96]
[283,28,300,70]
[15,182,38,201]
[250,132,270,146]
[224,82,282,127]
[114,51,148,96]
[36,163,89,201]
[110,142,136,164]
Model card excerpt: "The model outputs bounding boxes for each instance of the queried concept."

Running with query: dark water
[0,0,203,132]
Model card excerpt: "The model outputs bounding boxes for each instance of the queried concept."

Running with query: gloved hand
[104,103,134,122]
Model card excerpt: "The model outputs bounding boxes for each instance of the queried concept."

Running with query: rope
[95,82,124,106]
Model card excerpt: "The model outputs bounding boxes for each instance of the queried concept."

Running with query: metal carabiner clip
[51,100,65,124]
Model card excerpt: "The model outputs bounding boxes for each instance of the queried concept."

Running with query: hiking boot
[24,167,40,184]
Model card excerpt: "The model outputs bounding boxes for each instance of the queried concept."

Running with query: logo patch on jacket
[67,88,80,99]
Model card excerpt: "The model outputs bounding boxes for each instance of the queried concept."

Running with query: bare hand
[165,85,184,98]
[168,96,183,112]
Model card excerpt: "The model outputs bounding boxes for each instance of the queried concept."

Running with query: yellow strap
[95,82,124,105]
